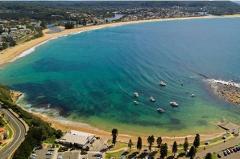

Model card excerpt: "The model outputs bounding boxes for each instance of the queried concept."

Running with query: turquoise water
[1,18,240,135]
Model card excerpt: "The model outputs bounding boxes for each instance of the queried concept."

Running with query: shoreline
[206,79,240,105]
[14,92,226,144]
[2,14,240,144]
[1,14,240,67]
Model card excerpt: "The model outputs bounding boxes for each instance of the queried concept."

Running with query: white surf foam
[10,31,86,62]
[207,79,240,88]
[10,39,50,62]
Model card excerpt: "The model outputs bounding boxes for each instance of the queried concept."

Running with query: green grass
[5,122,13,139]
[43,136,56,144]
[105,150,125,159]
[107,140,128,151]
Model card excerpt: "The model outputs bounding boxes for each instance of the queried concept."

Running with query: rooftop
[58,130,95,146]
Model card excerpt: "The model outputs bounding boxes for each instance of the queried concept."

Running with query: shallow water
[1,17,240,136]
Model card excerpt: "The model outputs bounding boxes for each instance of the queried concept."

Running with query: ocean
[1,17,240,136]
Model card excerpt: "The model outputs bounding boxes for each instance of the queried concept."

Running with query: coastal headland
[207,79,240,105]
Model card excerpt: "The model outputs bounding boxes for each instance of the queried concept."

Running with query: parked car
[223,151,227,156]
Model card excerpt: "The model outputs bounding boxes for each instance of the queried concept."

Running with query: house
[57,130,96,148]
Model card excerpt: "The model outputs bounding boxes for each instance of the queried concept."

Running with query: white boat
[157,107,165,113]
[133,101,139,105]
[159,81,167,86]
[170,101,179,107]
[149,96,156,102]
[191,94,195,97]
[133,92,139,98]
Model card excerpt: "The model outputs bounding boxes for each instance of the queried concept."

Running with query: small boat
[159,81,167,87]
[133,100,139,105]
[133,92,139,98]
[149,96,156,102]
[170,101,179,107]
[157,107,165,113]
[191,94,195,97]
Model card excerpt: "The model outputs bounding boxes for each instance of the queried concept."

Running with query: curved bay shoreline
[15,92,225,144]
[2,15,240,144]
[1,14,240,67]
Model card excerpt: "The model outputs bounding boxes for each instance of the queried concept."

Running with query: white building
[57,130,96,148]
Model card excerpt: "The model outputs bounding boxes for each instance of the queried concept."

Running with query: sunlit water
[1,17,240,136]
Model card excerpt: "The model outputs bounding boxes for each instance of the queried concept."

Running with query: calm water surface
[1,17,240,135]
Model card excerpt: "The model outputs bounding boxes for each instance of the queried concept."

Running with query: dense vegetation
[0,85,62,159]
[0,1,239,22]
[64,22,75,29]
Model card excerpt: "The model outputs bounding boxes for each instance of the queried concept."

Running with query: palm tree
[160,143,168,158]
[172,141,178,157]
[128,139,133,150]
[188,146,196,159]
[156,137,162,149]
[137,137,142,151]
[183,137,189,155]
[147,135,155,151]
[193,134,200,148]
[111,128,118,145]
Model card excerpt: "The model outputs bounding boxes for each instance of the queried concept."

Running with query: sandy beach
[2,14,240,144]
[1,14,240,67]
[13,91,225,145]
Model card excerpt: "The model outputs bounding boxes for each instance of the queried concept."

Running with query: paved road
[196,135,240,159]
[0,108,26,159]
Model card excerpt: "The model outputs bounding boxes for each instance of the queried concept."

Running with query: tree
[156,137,162,148]
[40,21,47,29]
[193,134,200,148]
[172,141,178,157]
[111,128,118,145]
[183,137,189,154]
[205,153,213,159]
[147,135,155,151]
[64,22,74,29]
[137,137,142,151]
[128,139,133,150]
[8,37,16,46]
[188,146,196,159]
[55,129,63,139]
[160,143,168,158]
[2,42,8,50]
[0,25,4,34]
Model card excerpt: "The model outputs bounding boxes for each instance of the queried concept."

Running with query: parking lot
[217,145,240,158]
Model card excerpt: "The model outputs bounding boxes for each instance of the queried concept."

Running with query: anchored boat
[159,81,167,87]
[133,100,139,105]
[170,101,179,107]
[157,107,165,113]
[133,92,139,98]
[149,96,156,102]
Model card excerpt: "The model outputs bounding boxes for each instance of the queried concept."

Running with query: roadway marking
[0,109,25,158]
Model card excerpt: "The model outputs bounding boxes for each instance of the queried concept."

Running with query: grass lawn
[105,150,125,159]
